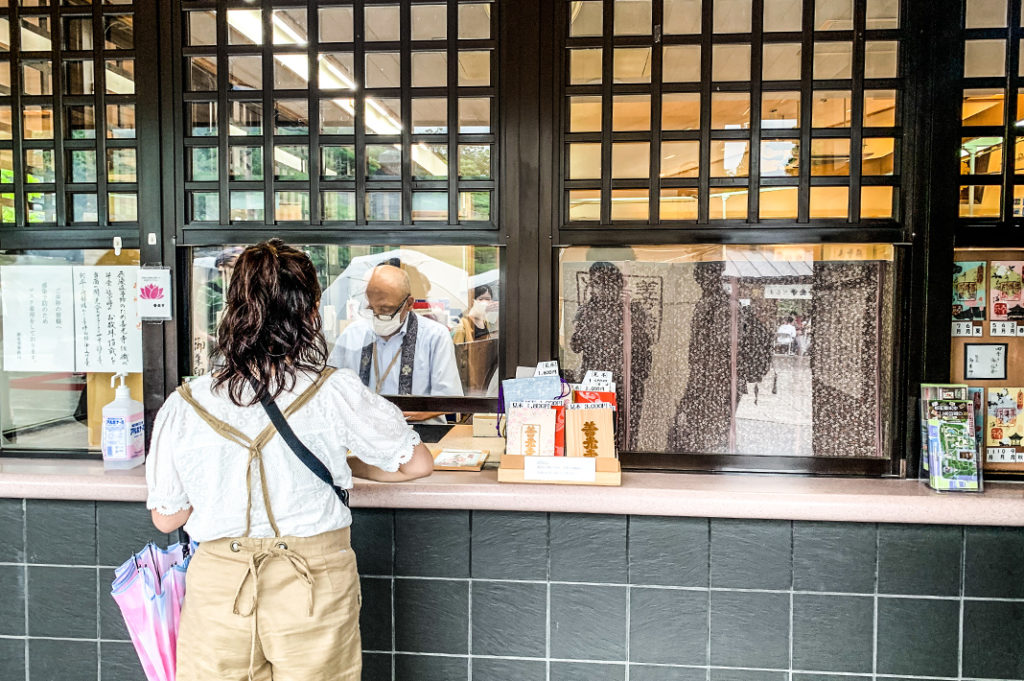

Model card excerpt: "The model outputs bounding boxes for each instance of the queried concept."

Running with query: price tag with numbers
[991,321,1019,337]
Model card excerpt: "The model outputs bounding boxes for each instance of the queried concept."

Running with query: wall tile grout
[957,526,966,681]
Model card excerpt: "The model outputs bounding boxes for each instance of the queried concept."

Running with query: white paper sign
[523,456,597,482]
[72,266,142,372]
[137,268,173,320]
[952,322,975,337]
[582,370,613,387]
[990,321,1018,337]
[0,266,76,371]
[534,360,560,377]
[987,447,1024,463]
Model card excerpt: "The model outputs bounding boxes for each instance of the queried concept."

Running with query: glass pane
[813,41,853,79]
[104,15,133,50]
[965,40,1005,78]
[25,149,54,183]
[568,189,600,220]
[812,90,852,128]
[64,61,94,95]
[0,150,10,183]
[26,193,56,223]
[21,16,52,51]
[866,0,899,28]
[0,106,10,140]
[610,189,648,220]
[710,187,748,219]
[272,8,307,45]
[761,139,800,176]
[711,140,750,177]
[366,144,401,179]
[613,95,650,131]
[959,185,1000,217]
[22,61,52,96]
[966,0,1007,28]
[763,43,801,81]
[663,93,701,130]
[458,144,490,179]
[459,97,491,132]
[321,145,356,180]
[412,98,447,133]
[663,45,701,82]
[570,48,603,85]
[412,192,447,221]
[187,56,217,91]
[366,97,402,134]
[458,191,490,221]
[366,5,400,41]
[227,9,262,45]
[366,191,401,221]
[865,89,897,126]
[189,147,218,182]
[660,140,699,178]
[411,4,446,40]
[23,105,54,140]
[615,0,652,35]
[459,50,491,86]
[108,193,137,222]
[275,191,310,221]
[321,191,355,221]
[569,96,601,132]
[186,10,217,46]
[459,3,491,39]
[230,101,263,135]
[861,186,894,218]
[612,142,650,179]
[66,105,96,139]
[228,56,263,91]
[412,143,449,179]
[274,145,309,181]
[713,44,751,81]
[229,146,264,181]
[70,193,98,222]
[320,98,354,134]
[274,54,308,89]
[759,186,799,218]
[568,143,601,180]
[1016,137,1024,173]
[366,52,401,88]
[865,41,898,79]
[274,99,309,135]
[106,58,135,94]
[0,194,11,224]
[412,52,447,87]
[569,1,603,36]
[863,137,896,175]
[764,0,802,31]
[0,20,7,52]
[665,0,702,33]
[714,0,752,32]
[809,186,848,218]
[614,47,652,83]
[763,91,800,129]
[960,136,1003,175]
[319,52,355,90]
[68,149,96,183]
[319,7,354,43]
[230,191,265,221]
[0,62,8,95]
[107,148,137,183]
[810,138,850,175]
[711,92,751,129]
[815,0,853,29]
[190,192,219,222]
[65,16,94,49]
[660,188,699,220]
[962,89,1002,126]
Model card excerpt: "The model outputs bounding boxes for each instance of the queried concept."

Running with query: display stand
[497,454,622,486]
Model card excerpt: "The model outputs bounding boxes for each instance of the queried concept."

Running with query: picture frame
[964,342,1008,380]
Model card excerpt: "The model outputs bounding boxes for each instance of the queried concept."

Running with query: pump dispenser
[101,372,145,470]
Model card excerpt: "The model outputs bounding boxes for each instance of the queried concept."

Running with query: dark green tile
[96,502,170,567]
[550,584,627,661]
[630,665,706,681]
[100,641,146,681]
[710,590,789,669]
[963,600,1024,679]
[964,526,1024,598]
[395,510,470,578]
[471,511,549,580]
[551,662,625,681]
[629,516,709,587]
[362,652,392,681]
[360,577,392,652]
[30,639,97,681]
[100,567,130,640]
[352,509,395,577]
[395,653,467,681]
[876,598,959,676]
[472,581,546,657]
[0,499,25,563]
[711,519,791,589]
[877,525,961,596]
[394,579,468,654]
[629,587,707,665]
[27,565,97,638]
[710,671,786,681]
[793,522,876,593]
[0,638,25,681]
[550,514,627,583]
[794,676,872,681]
[474,658,547,681]
[26,499,96,565]
[792,594,873,673]
[0,565,25,636]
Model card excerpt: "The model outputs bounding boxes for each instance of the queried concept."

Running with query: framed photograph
[964,343,1008,380]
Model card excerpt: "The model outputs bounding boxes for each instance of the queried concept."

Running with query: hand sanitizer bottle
[101,372,145,471]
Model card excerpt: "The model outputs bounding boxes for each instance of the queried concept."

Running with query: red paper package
[553,402,566,456]
[573,389,617,410]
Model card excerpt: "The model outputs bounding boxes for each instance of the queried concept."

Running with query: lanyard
[372,341,402,394]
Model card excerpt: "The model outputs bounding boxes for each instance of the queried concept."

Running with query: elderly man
[328,264,463,422]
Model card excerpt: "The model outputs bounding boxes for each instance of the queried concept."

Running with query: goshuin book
[925,399,981,492]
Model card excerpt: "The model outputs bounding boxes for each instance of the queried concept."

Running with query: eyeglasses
[359,295,410,322]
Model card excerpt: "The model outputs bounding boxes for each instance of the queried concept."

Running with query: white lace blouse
[145,368,420,542]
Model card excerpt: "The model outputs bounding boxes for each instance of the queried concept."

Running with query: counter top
[3,456,1024,525]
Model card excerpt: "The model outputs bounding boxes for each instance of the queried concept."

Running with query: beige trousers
[176,527,362,681]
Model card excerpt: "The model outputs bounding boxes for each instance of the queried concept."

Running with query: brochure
[925,399,981,492]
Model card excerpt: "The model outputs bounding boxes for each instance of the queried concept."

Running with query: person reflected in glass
[328,264,463,422]
[452,285,499,396]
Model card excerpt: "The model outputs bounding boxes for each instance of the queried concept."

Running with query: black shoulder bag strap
[259,395,350,508]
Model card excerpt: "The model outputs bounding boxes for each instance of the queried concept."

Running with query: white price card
[991,321,1018,337]
[582,370,613,387]
[952,322,974,337]
[523,456,597,483]
[987,447,1024,463]
[534,360,560,377]
[137,268,173,320]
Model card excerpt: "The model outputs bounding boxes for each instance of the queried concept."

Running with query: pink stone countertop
[3,457,1024,525]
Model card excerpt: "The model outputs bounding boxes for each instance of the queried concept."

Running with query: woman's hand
[348,443,434,482]
[151,506,193,533]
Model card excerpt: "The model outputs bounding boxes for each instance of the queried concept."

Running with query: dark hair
[213,238,328,407]
[473,284,493,299]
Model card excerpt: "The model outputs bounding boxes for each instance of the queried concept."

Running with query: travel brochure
[919,384,981,492]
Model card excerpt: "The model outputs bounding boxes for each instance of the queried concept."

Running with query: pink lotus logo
[139,284,165,300]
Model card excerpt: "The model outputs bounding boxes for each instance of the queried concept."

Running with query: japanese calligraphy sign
[72,266,142,372]
[0,266,76,371]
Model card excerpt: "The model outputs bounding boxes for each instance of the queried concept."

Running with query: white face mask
[372,313,404,337]
[484,302,499,325]
[470,299,488,319]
